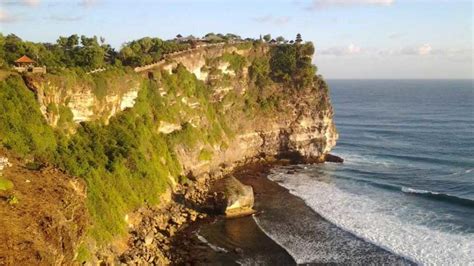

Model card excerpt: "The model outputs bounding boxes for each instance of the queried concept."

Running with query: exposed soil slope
[0,151,88,265]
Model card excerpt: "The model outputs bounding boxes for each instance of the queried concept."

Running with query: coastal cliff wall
[27,43,336,166]
[0,41,337,264]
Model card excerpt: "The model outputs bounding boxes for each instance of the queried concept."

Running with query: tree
[80,35,99,47]
[276,36,285,43]
[295,33,303,43]
[300,42,315,57]
[249,57,271,88]
[225,33,241,40]
[176,34,183,39]
[263,34,271,42]
[67,35,80,48]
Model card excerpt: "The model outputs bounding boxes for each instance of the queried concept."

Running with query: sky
[0,0,472,79]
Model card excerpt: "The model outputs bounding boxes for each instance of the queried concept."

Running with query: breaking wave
[267,170,474,265]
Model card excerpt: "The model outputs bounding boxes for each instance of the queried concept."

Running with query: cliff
[0,41,337,264]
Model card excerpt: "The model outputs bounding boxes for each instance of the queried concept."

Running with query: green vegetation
[0,34,114,70]
[235,42,253,50]
[203,33,242,43]
[269,41,316,89]
[76,243,91,263]
[57,105,74,128]
[0,32,256,71]
[221,52,247,73]
[0,33,327,251]
[263,34,272,42]
[0,63,233,244]
[7,195,19,205]
[0,178,13,191]
[198,149,213,161]
[25,161,44,171]
[54,81,182,242]
[0,75,57,158]
[249,56,271,89]
[118,37,190,67]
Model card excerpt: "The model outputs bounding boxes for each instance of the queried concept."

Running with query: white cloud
[348,43,361,54]
[307,0,394,9]
[80,0,98,8]
[253,15,291,25]
[319,43,362,55]
[2,0,40,6]
[319,43,472,58]
[47,15,83,22]
[24,0,40,6]
[418,44,432,56]
[388,32,404,39]
[0,10,16,23]
[398,44,432,56]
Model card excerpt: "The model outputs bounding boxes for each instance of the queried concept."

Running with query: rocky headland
[0,39,338,264]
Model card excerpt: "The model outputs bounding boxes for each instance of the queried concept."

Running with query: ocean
[195,80,473,265]
[264,80,474,264]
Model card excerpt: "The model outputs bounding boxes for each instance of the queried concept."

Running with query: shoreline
[158,161,413,265]
[165,161,297,265]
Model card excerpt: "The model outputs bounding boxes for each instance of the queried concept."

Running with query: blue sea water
[267,80,474,264]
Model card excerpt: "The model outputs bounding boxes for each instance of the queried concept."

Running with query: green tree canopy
[263,34,272,42]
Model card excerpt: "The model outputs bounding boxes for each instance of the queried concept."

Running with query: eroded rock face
[158,121,182,134]
[24,76,140,127]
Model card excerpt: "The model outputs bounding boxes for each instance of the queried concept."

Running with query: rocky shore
[118,157,267,265]
[117,153,347,265]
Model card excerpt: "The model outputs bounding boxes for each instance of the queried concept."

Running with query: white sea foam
[196,233,228,253]
[267,170,474,265]
[401,187,440,195]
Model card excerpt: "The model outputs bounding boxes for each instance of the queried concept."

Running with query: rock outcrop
[209,176,255,217]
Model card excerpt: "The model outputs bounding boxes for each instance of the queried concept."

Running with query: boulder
[144,232,154,246]
[210,176,255,217]
[325,153,344,163]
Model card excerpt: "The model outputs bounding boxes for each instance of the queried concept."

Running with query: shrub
[7,194,19,205]
[198,149,213,161]
[221,52,246,73]
[0,178,13,191]
[249,57,271,88]
[25,161,44,170]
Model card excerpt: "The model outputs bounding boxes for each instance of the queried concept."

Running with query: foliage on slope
[0,40,331,252]
[0,75,57,158]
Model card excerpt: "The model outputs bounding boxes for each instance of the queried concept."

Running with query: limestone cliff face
[27,43,337,176]
[156,45,338,177]
[24,74,140,127]
[176,96,338,178]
